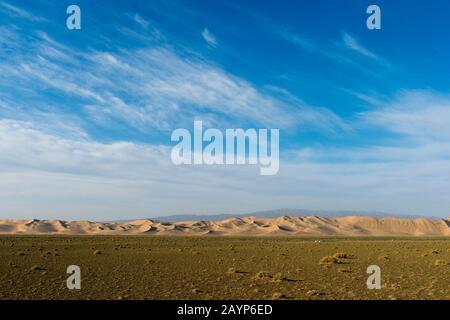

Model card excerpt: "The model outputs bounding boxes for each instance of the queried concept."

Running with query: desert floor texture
[1,236,449,300]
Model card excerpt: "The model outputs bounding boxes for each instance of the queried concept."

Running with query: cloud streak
[201,28,217,46]
[359,90,450,141]
[274,28,390,75]
[341,32,379,60]
[0,26,346,135]
[0,1,45,21]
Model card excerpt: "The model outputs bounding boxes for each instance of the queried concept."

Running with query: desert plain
[1,232,449,300]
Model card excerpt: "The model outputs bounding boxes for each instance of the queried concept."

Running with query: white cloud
[134,13,149,28]
[359,90,450,141]
[201,28,217,46]
[272,89,450,217]
[341,32,379,60]
[274,28,390,76]
[342,89,385,106]
[276,29,318,52]
[0,1,45,21]
[0,29,345,134]
[1,104,450,219]
[0,120,168,177]
[0,119,282,219]
[2,107,450,220]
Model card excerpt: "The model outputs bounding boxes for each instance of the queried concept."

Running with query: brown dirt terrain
[0,236,449,300]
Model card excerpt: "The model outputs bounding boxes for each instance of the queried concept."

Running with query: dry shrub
[272,272,287,282]
[254,271,271,280]
[435,259,446,266]
[227,267,238,274]
[319,256,339,265]
[333,253,349,259]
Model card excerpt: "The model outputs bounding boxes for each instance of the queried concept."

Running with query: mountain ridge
[149,208,442,222]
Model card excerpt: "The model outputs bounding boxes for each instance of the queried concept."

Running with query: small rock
[271,292,286,299]
[30,265,43,271]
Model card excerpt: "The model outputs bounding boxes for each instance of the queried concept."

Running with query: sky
[1,0,450,220]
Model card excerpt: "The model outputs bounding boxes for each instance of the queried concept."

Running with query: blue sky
[1,0,450,219]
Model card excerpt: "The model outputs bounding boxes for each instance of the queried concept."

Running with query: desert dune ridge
[1,215,450,236]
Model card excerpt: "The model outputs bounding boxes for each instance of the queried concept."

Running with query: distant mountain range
[150,208,439,222]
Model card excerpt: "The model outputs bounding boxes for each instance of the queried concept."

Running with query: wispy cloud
[0,27,345,134]
[201,28,217,47]
[133,13,149,29]
[0,1,45,22]
[272,27,390,74]
[359,90,450,141]
[341,32,379,60]
[275,29,318,52]
[341,88,386,106]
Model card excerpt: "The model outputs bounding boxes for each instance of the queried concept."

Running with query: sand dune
[1,215,450,236]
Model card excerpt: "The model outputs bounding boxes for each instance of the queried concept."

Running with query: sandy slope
[0,215,449,236]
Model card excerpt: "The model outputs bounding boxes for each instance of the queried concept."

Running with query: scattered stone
[271,292,286,299]
[30,265,43,271]
[306,290,323,297]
